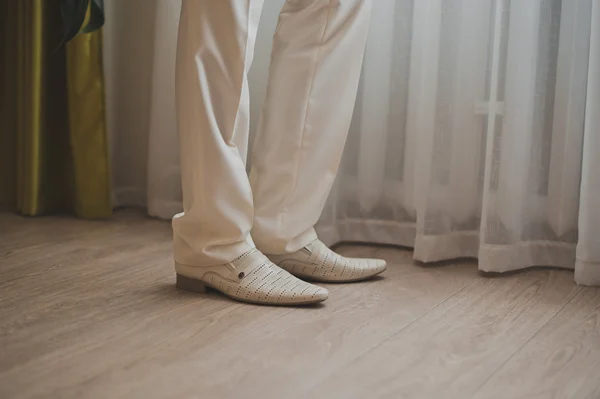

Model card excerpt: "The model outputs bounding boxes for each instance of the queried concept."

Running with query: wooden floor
[1,210,599,399]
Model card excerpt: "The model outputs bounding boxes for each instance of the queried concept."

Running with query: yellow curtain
[0,0,111,218]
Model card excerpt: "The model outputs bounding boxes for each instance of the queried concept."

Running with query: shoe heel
[176,274,207,293]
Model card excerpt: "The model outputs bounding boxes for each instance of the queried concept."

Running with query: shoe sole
[175,274,327,307]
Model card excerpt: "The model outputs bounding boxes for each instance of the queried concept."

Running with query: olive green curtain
[0,0,111,218]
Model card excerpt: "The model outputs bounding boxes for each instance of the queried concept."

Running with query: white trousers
[173,0,372,267]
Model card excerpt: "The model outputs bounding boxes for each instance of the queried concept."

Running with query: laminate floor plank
[306,269,581,399]
[65,257,478,399]
[472,286,600,399]
[1,211,598,399]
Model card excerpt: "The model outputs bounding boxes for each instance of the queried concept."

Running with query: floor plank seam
[299,276,480,396]
[470,285,584,397]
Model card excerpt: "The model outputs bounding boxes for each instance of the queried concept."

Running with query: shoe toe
[313,286,329,302]
[374,259,387,273]
[363,258,387,278]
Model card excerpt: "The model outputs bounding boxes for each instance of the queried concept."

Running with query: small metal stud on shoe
[238,272,245,279]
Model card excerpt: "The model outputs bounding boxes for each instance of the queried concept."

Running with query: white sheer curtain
[104,0,600,285]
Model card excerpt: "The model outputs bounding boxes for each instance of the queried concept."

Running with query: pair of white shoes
[175,239,387,306]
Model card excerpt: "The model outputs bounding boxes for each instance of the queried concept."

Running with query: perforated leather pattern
[203,250,328,305]
[270,240,387,283]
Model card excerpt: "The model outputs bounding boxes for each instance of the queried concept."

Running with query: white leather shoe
[175,249,328,306]
[268,240,387,283]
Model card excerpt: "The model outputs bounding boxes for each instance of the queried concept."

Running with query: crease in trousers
[173,0,372,267]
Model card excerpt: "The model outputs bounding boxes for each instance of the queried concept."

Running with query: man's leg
[250,0,373,253]
[173,0,262,267]
[173,0,328,305]
[250,0,386,282]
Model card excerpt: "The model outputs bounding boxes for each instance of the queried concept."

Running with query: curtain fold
[575,0,600,286]
[316,0,599,285]
[65,29,112,218]
[105,0,599,285]
[103,0,158,212]
[0,0,111,218]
